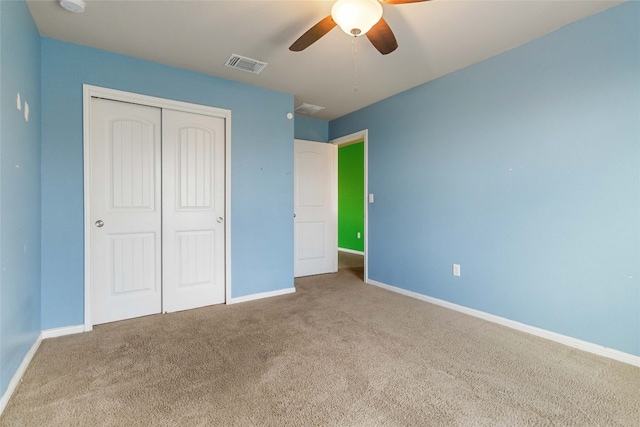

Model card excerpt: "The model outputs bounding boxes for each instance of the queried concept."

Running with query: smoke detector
[60,0,86,13]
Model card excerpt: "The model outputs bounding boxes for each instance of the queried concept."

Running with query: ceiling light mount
[59,0,86,13]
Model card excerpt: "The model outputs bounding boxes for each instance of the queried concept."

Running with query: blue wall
[330,3,640,356]
[294,116,329,142]
[0,0,41,395]
[40,39,294,329]
[0,3,638,401]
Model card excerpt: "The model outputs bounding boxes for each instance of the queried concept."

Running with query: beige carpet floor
[1,264,639,426]
[337,250,364,271]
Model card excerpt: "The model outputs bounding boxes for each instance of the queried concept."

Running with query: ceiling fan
[289,0,429,55]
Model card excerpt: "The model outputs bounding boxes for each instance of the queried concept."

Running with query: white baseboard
[228,287,296,304]
[0,333,43,416]
[367,279,640,368]
[41,324,85,339]
[0,325,86,416]
[338,248,365,256]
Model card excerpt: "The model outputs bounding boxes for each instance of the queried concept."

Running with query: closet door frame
[82,84,232,332]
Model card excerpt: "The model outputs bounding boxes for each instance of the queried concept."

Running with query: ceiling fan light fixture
[331,0,383,36]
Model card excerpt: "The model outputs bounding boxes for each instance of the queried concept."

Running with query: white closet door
[294,139,337,277]
[90,98,162,325]
[162,109,226,312]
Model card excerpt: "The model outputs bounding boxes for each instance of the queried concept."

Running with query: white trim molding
[41,325,85,339]
[1,325,92,416]
[228,287,296,304]
[367,279,640,368]
[338,247,365,256]
[0,333,42,416]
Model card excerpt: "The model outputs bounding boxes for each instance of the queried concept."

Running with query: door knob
[217,217,223,223]
[95,220,104,228]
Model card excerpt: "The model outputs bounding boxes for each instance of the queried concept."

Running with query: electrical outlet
[453,264,461,277]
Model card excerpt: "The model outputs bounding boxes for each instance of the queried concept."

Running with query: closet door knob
[217,217,224,223]
[95,220,104,228]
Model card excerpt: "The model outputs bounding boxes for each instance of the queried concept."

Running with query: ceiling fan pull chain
[352,36,358,92]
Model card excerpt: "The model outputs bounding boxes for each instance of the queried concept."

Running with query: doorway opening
[332,130,368,283]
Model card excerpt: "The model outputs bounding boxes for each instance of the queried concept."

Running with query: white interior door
[90,97,227,325]
[294,139,337,277]
[90,98,162,325]
[162,109,226,312]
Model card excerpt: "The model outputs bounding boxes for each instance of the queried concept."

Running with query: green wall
[338,142,364,252]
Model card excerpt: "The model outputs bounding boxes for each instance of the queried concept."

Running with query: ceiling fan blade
[381,0,430,4]
[289,15,337,52]
[366,18,398,55]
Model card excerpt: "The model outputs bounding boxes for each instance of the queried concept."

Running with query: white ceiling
[27,0,622,121]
